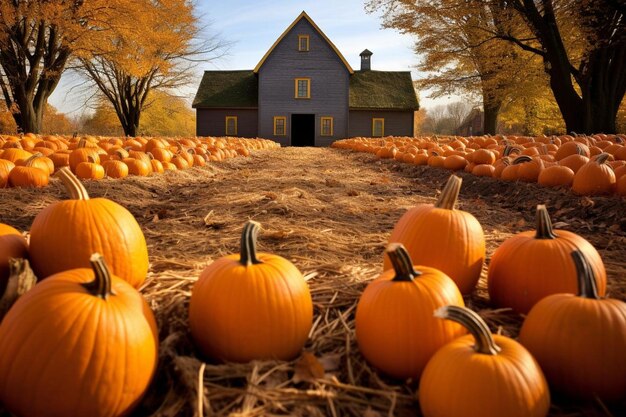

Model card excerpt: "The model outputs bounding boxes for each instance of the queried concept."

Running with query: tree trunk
[483,97,501,135]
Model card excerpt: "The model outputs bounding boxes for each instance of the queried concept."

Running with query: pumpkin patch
[0,140,624,416]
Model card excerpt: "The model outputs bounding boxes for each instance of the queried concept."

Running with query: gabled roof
[192,70,257,108]
[253,11,354,74]
[349,70,419,110]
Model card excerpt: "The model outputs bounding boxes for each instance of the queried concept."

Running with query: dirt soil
[1,147,625,417]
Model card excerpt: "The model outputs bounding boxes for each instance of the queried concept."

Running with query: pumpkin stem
[434,175,462,210]
[240,220,262,266]
[54,167,90,200]
[535,205,557,239]
[82,253,114,299]
[386,243,421,282]
[435,305,501,355]
[512,155,532,165]
[594,153,610,165]
[571,250,600,299]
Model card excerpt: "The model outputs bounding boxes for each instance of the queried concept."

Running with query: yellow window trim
[298,34,310,51]
[225,116,237,136]
[273,116,287,136]
[321,116,333,136]
[294,78,311,99]
[372,118,384,137]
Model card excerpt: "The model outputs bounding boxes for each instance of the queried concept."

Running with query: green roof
[192,69,419,111]
[192,71,258,108]
[349,70,419,110]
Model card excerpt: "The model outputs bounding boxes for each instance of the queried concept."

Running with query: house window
[294,78,310,99]
[321,117,333,136]
[225,116,237,136]
[298,35,309,51]
[372,118,384,137]
[273,116,286,136]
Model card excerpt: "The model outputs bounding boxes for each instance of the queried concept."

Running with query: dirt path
[1,147,624,416]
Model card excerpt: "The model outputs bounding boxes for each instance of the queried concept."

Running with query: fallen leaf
[293,351,325,383]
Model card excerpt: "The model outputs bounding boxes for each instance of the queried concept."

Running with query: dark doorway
[291,114,315,147]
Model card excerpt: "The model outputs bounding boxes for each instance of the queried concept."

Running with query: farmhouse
[192,11,419,146]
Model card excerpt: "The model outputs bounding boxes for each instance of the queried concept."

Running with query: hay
[0,147,624,416]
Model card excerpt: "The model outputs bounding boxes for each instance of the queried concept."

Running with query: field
[1,145,625,416]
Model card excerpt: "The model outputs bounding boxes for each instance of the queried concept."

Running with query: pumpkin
[8,154,49,188]
[537,165,574,187]
[76,157,105,180]
[519,250,626,401]
[488,204,606,314]
[472,163,495,177]
[189,220,313,362]
[0,254,158,417]
[0,225,28,296]
[69,138,100,172]
[572,153,616,195]
[419,305,550,417]
[617,174,626,197]
[0,159,15,188]
[29,167,148,288]
[102,160,129,179]
[124,158,151,176]
[384,175,485,294]
[442,154,467,170]
[356,243,465,379]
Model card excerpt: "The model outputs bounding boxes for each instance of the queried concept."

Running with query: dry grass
[0,147,625,417]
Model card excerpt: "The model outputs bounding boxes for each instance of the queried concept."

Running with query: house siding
[257,19,350,146]
[348,110,414,137]
[196,109,258,137]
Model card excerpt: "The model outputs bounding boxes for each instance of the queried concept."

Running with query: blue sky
[49,0,454,116]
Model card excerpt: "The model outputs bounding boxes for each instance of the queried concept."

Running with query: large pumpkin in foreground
[384,174,485,294]
[357,243,465,379]
[488,204,606,313]
[519,250,626,401]
[419,306,550,417]
[0,254,158,417]
[189,220,313,362]
[29,167,148,288]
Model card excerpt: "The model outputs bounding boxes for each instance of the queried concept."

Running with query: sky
[48,0,458,117]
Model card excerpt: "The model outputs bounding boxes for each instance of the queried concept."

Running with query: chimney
[360,49,372,71]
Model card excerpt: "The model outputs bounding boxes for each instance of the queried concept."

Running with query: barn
[192,11,419,146]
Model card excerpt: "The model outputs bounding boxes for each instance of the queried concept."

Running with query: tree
[77,0,227,137]
[0,0,118,133]
[367,0,536,134]
[80,92,195,137]
[493,0,626,133]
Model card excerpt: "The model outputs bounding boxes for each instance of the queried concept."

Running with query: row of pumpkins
[0,169,624,417]
[0,133,280,187]
[331,133,626,196]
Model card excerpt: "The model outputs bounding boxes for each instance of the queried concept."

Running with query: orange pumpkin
[189,221,313,362]
[0,254,158,417]
[572,153,616,195]
[8,154,49,188]
[520,251,626,401]
[29,168,148,288]
[419,306,550,417]
[384,175,485,294]
[0,225,28,296]
[356,244,465,379]
[488,205,606,314]
[0,159,15,188]
[537,165,574,187]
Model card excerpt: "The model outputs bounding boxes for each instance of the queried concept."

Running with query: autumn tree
[77,0,227,137]
[0,0,120,133]
[81,92,195,137]
[493,0,625,133]
[367,0,536,134]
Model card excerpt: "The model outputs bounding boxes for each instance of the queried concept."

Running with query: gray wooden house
[193,11,419,146]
